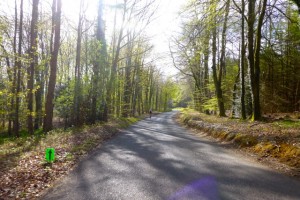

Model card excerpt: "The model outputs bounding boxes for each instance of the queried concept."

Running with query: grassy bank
[178,109,300,172]
[0,117,139,199]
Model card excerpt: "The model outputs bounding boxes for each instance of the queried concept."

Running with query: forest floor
[177,108,300,178]
[0,117,143,200]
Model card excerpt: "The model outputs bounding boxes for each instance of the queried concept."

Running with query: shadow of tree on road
[43,112,300,200]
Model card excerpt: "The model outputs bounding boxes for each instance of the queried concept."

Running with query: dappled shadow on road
[44,111,300,200]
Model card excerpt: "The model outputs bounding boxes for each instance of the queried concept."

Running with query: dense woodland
[0,0,179,137]
[171,0,300,120]
[0,0,300,137]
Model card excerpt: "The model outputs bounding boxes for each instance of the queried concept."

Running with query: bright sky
[1,0,186,76]
[62,0,185,76]
[146,0,186,76]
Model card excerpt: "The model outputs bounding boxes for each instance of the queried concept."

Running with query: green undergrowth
[272,120,300,129]
[179,108,300,168]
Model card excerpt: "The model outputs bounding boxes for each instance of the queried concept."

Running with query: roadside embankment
[177,109,300,175]
[0,117,140,199]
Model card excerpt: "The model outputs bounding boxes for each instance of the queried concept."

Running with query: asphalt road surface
[43,111,300,200]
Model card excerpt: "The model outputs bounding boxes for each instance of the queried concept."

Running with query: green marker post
[45,148,55,162]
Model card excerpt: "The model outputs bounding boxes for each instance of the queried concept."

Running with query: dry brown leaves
[0,148,74,199]
[0,121,125,200]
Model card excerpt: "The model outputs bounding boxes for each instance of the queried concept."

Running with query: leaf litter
[0,118,137,199]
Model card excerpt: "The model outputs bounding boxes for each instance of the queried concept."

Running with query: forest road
[42,111,300,200]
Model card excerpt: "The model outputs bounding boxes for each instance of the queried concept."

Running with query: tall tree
[211,0,228,117]
[35,2,49,130]
[43,0,62,132]
[106,0,126,118]
[247,0,267,120]
[91,0,107,123]
[240,0,246,119]
[8,0,19,136]
[233,0,247,119]
[73,0,84,125]
[13,0,24,136]
[122,32,134,117]
[27,0,40,134]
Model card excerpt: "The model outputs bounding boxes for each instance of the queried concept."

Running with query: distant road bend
[43,111,300,200]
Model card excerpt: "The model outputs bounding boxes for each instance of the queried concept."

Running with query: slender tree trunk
[211,0,226,117]
[34,72,43,129]
[116,74,121,117]
[155,83,159,111]
[13,0,24,137]
[27,0,39,134]
[91,0,107,123]
[131,58,139,116]
[231,69,240,118]
[9,0,18,136]
[240,0,246,119]
[35,15,47,130]
[106,3,126,117]
[247,0,267,120]
[218,0,230,117]
[122,35,133,117]
[74,0,84,125]
[253,0,267,119]
[247,0,255,119]
[149,67,155,110]
[0,44,12,131]
[203,30,210,114]
[219,0,230,79]
[43,0,62,132]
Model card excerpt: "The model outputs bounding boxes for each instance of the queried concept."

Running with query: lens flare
[168,176,220,200]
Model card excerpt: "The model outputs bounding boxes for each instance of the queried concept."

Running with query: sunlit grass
[272,120,300,128]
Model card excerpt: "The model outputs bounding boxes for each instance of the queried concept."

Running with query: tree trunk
[91,0,107,123]
[247,0,255,119]
[27,0,39,134]
[231,69,240,118]
[35,17,47,130]
[149,67,155,111]
[240,0,246,119]
[73,0,84,125]
[122,36,133,117]
[211,0,226,117]
[43,0,61,132]
[247,0,267,120]
[203,30,210,114]
[253,0,267,120]
[9,0,18,136]
[106,2,126,118]
[218,0,230,117]
[13,0,24,137]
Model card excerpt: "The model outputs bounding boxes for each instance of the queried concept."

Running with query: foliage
[0,0,175,136]
[171,0,300,119]
[203,97,218,112]
[55,82,74,121]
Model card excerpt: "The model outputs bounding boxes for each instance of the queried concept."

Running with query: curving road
[43,111,300,200]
